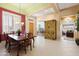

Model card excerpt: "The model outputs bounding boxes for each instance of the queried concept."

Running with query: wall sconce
[16,22,20,24]
[21,22,24,26]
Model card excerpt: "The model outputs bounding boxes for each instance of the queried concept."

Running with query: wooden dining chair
[16,33,33,55]
[19,37,32,53]
[0,33,2,43]
[7,37,28,56]
[27,33,34,50]
[4,33,9,48]
[7,37,21,56]
[27,33,35,48]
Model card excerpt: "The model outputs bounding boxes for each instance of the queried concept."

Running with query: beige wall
[46,13,61,40]
[60,5,79,39]
[61,5,79,17]
[25,16,29,33]
[36,13,61,40]
[25,4,79,40]
[37,4,62,39]
[25,16,37,36]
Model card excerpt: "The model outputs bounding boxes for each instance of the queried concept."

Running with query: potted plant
[16,29,21,36]
[75,11,79,45]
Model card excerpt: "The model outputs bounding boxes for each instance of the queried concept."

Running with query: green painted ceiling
[0,3,54,15]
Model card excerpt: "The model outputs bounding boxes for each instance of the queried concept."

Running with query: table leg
[30,42,32,51]
[33,37,35,48]
[17,44,20,56]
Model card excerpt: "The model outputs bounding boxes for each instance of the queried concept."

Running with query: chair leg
[0,39,1,43]
[17,45,20,56]
[24,47,27,54]
[17,49,19,56]
[5,41,7,48]
[30,43,32,51]
[33,38,35,48]
[8,41,13,53]
[8,44,11,53]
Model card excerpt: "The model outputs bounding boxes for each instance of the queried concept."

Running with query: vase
[18,32,20,36]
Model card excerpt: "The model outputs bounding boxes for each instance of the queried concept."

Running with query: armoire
[44,20,57,40]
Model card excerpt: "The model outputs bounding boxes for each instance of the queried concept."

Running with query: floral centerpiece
[16,29,21,36]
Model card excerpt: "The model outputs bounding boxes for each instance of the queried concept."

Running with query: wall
[0,8,2,33]
[46,13,60,40]
[60,5,79,39]
[26,17,37,36]
[36,13,60,40]
[21,15,25,33]
[61,5,79,16]
[0,7,25,33]
[25,16,29,33]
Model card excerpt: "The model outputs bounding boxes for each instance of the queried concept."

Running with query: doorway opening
[60,15,77,41]
[29,22,34,35]
[37,20,45,36]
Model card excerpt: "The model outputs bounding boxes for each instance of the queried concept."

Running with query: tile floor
[0,35,79,56]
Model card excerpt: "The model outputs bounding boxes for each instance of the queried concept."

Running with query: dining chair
[8,38,16,50]
[7,37,28,56]
[7,37,20,56]
[25,37,32,51]
[4,33,9,48]
[19,32,33,49]
[27,32,34,50]
[0,33,2,43]
[15,37,32,56]
[27,33,35,48]
[4,33,18,51]
[19,37,32,53]
[18,38,28,54]
[7,33,33,56]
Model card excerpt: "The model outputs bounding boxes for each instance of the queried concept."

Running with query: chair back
[0,33,2,42]
[3,33,9,42]
[27,33,33,39]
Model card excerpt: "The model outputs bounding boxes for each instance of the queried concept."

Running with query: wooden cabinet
[45,20,57,40]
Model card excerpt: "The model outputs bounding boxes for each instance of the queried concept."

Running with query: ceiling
[31,3,79,17]
[58,3,79,10]
[0,3,54,15]
[31,8,55,17]
[0,3,79,16]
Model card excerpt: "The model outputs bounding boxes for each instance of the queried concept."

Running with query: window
[2,11,21,33]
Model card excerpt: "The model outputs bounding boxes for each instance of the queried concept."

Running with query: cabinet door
[45,20,57,40]
[51,20,57,39]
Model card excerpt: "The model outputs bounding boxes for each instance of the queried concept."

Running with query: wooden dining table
[8,34,25,41]
[8,34,35,56]
[8,34,35,47]
[8,34,26,56]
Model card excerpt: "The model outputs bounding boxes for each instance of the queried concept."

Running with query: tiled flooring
[0,35,79,56]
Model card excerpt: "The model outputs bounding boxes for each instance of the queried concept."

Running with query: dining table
[8,34,25,41]
[8,34,35,47]
[8,34,26,56]
[8,34,35,56]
